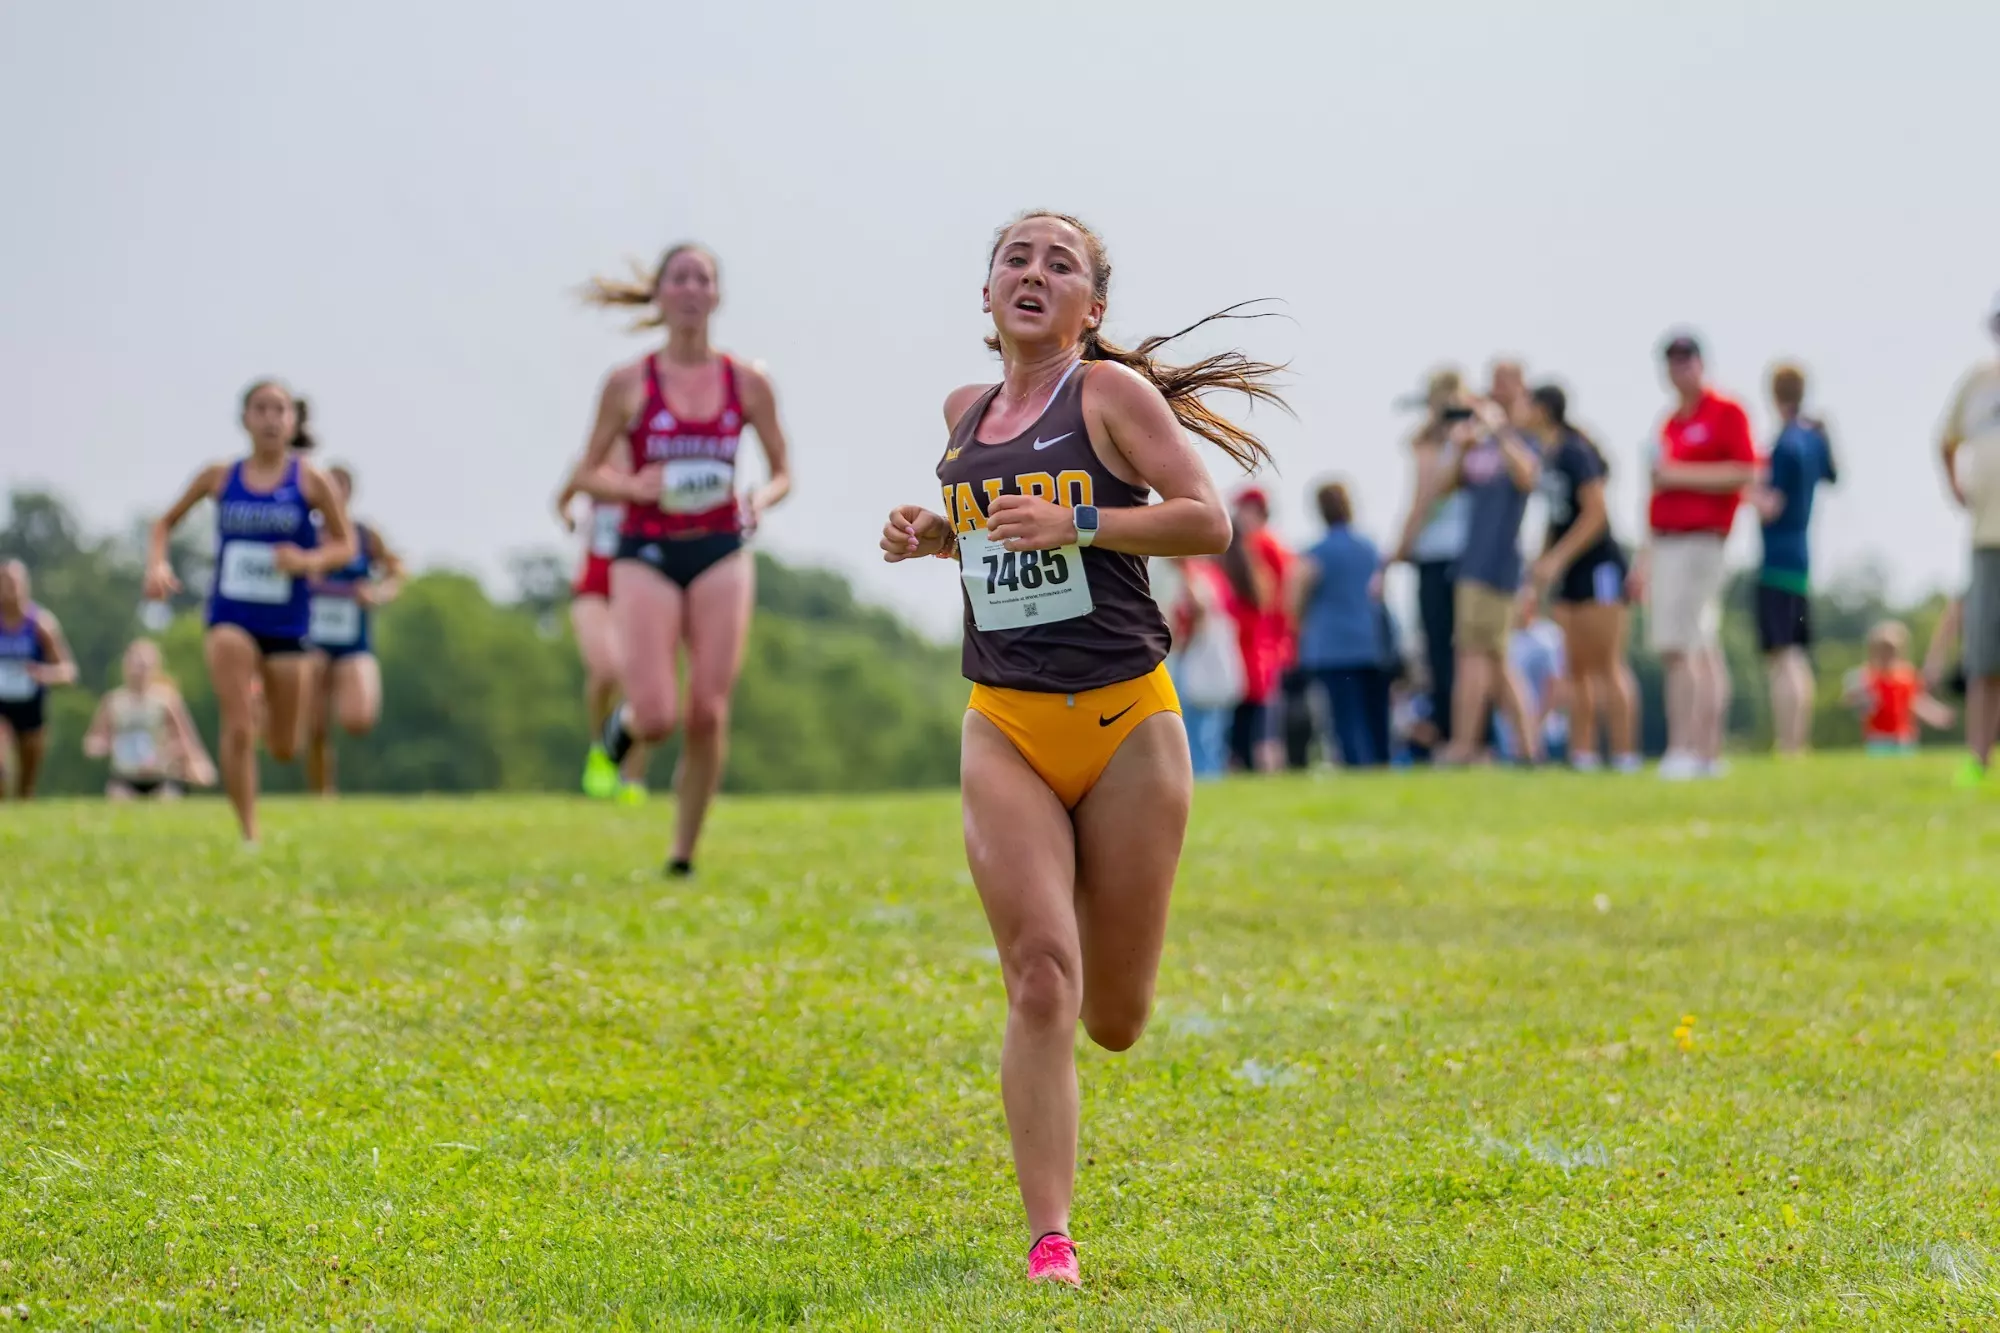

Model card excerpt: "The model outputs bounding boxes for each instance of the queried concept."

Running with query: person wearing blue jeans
[1289,481,1390,767]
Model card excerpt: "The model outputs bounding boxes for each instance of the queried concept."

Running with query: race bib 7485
[958,528,1092,632]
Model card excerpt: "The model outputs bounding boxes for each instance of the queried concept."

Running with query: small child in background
[1845,620,1955,755]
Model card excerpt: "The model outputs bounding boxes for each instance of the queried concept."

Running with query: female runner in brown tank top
[880,211,1286,1288]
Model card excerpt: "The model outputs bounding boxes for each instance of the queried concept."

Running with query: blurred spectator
[1751,363,1839,756]
[1396,390,1543,764]
[1633,332,1755,780]
[1390,664,1440,768]
[1163,555,1245,779]
[1392,368,1471,755]
[1495,608,1570,764]
[1289,481,1389,768]
[1222,488,1293,772]
[1843,621,1954,755]
[81,639,216,798]
[1937,294,2000,787]
[1525,383,1641,772]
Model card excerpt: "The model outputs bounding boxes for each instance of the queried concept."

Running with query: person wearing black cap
[1633,333,1755,779]
[1937,294,2000,787]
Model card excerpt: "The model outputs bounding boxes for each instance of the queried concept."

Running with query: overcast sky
[4,0,1995,634]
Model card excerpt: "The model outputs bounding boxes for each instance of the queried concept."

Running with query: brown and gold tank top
[936,360,1170,693]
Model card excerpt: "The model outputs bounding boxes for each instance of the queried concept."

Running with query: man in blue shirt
[1290,481,1391,766]
[1751,363,1838,754]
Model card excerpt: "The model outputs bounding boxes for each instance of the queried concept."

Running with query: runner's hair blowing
[985,210,1290,473]
[581,243,717,330]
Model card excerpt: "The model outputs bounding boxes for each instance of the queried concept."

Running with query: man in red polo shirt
[1632,333,1756,779]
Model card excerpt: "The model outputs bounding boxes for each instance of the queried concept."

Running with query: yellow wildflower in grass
[1674,1014,1697,1052]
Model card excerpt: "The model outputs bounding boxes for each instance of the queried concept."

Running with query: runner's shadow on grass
[644,1244,986,1326]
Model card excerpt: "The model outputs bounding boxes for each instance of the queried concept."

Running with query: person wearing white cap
[1937,294,2000,787]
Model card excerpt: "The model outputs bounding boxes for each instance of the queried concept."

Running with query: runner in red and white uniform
[558,457,648,802]
[566,242,793,874]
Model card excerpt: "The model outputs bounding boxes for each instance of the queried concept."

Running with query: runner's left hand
[271,544,312,575]
[985,494,1076,552]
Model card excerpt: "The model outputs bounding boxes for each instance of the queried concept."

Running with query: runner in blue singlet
[303,465,403,796]
[0,560,79,799]
[145,380,356,842]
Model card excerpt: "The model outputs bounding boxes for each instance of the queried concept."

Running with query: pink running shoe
[1027,1232,1080,1287]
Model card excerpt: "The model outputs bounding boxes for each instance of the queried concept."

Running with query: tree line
[0,487,1959,797]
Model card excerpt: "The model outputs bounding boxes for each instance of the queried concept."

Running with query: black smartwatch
[1072,504,1099,548]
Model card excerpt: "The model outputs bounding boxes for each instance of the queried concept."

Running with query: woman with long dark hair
[145,380,355,842]
[879,210,1286,1286]
[1525,384,1640,770]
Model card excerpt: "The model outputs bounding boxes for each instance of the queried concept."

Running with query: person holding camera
[1392,369,1472,753]
[1393,379,1543,764]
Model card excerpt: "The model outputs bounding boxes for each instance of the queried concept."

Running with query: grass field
[5,758,2000,1330]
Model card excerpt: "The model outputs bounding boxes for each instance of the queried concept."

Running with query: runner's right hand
[881,507,950,562]
[630,465,666,503]
[143,561,180,600]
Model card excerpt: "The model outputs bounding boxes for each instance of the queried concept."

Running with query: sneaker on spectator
[1611,753,1644,774]
[1657,751,1705,781]
[1570,753,1603,773]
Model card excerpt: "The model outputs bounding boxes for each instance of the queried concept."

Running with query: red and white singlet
[621,355,744,540]
[572,502,622,599]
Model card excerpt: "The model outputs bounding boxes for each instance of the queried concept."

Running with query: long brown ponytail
[581,242,717,330]
[986,211,1289,473]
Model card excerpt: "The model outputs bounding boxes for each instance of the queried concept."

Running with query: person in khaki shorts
[1938,294,2000,787]
[1395,383,1542,764]
[1631,333,1756,780]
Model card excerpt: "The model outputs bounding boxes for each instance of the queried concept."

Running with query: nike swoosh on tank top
[936,361,1170,693]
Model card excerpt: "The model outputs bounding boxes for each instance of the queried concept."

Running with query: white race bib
[309,595,363,646]
[218,541,292,605]
[659,458,735,515]
[958,528,1093,632]
[0,661,34,702]
[590,505,623,557]
[113,730,159,774]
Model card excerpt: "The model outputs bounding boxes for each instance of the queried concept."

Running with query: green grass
[4,758,2000,1329]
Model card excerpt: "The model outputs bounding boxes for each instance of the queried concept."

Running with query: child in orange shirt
[1845,621,1955,754]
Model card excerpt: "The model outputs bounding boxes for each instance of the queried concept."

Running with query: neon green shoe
[615,781,649,806]
[1952,757,1989,790]
[582,745,619,800]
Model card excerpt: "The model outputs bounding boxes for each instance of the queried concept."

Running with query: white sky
[4,0,1995,635]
